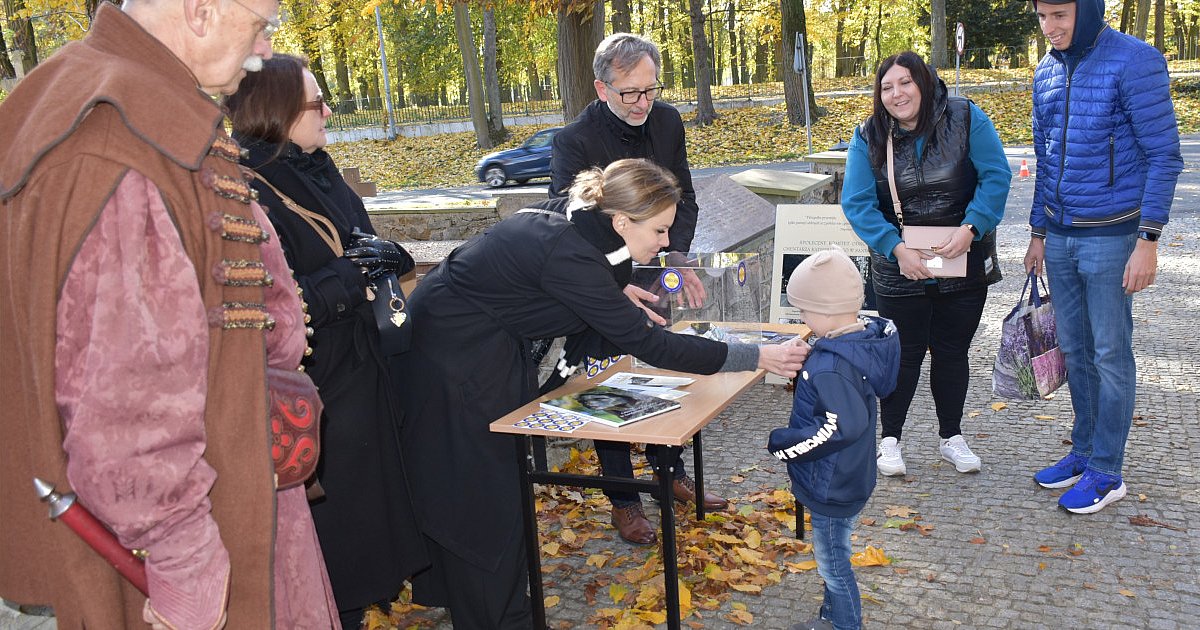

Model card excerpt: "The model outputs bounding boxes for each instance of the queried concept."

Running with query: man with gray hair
[550,33,724,548]
[0,0,339,626]
[551,33,698,254]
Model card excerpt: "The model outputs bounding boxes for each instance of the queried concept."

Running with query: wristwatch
[1137,230,1160,242]
[962,223,980,237]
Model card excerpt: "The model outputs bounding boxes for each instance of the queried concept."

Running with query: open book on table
[540,385,681,429]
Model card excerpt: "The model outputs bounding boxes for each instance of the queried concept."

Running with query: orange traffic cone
[1019,159,1030,178]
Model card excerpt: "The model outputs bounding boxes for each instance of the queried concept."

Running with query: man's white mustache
[243,56,264,72]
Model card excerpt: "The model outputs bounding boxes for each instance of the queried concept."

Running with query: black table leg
[516,436,546,629]
[653,444,683,630]
[691,430,705,521]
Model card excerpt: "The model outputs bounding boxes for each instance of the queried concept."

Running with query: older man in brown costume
[0,0,340,627]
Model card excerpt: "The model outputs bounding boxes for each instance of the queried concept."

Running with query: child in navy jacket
[768,247,899,630]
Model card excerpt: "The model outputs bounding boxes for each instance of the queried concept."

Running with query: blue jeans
[809,510,861,630]
[1043,231,1137,476]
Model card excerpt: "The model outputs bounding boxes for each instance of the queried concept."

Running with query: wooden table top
[489,322,810,446]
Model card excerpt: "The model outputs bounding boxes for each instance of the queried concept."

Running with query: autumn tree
[4,0,39,73]
[483,6,507,143]
[930,0,947,68]
[687,0,717,124]
[452,0,493,148]
[556,0,604,121]
[780,0,821,126]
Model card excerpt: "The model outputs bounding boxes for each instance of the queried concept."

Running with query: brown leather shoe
[671,475,729,510]
[610,502,657,545]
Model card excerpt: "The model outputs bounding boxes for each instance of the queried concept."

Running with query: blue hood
[811,315,900,399]
[1049,0,1106,63]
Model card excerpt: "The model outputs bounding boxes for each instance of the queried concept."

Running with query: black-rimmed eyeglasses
[605,82,663,104]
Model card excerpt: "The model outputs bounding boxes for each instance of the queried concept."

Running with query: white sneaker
[877,437,906,476]
[939,435,982,473]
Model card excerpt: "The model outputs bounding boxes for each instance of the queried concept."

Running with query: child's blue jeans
[810,510,861,630]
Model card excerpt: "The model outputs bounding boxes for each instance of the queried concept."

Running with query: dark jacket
[868,82,1002,296]
[550,99,699,252]
[239,139,428,612]
[1030,0,1182,238]
[392,201,733,571]
[768,317,899,518]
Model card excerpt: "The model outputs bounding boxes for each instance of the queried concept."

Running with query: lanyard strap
[885,130,905,226]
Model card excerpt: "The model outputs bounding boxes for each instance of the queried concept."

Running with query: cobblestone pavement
[6,149,1200,630]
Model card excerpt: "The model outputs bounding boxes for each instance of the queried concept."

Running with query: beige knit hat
[786,246,864,315]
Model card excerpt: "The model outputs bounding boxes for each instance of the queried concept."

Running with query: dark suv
[474,127,561,188]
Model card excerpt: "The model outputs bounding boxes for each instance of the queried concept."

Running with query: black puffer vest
[869,82,1001,297]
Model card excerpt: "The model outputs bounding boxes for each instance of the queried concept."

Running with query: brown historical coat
[0,5,286,627]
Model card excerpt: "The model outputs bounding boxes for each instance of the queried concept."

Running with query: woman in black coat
[226,55,427,629]
[391,158,808,629]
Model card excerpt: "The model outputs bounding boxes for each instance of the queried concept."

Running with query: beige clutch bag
[901,225,967,277]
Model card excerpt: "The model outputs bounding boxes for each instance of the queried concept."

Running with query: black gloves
[344,229,415,280]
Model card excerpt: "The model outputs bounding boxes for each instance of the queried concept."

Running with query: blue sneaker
[1034,452,1088,488]
[1058,470,1127,514]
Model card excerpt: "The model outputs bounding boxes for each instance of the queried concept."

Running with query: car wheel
[484,166,507,188]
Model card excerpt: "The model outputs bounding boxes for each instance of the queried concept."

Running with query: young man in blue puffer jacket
[1024,0,1183,514]
[768,247,899,630]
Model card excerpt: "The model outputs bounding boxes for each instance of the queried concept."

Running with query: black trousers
[410,532,532,630]
[875,285,988,441]
[594,440,686,506]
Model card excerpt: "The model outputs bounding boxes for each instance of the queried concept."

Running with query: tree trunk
[930,0,947,69]
[727,0,739,85]
[611,0,632,34]
[0,22,16,79]
[1135,0,1150,39]
[332,30,356,112]
[1120,0,1133,33]
[296,0,333,100]
[688,0,718,124]
[556,0,605,122]
[834,10,850,77]
[4,0,39,74]
[454,1,492,149]
[1155,0,1165,51]
[780,0,821,126]
[483,7,507,143]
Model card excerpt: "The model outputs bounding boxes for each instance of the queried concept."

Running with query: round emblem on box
[737,261,747,286]
[660,268,683,293]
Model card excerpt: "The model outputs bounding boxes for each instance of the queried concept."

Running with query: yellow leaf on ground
[1119,589,1136,598]
[541,541,560,556]
[786,560,818,572]
[745,528,762,549]
[587,553,609,568]
[850,546,891,567]
[677,579,692,610]
[544,595,560,608]
[884,505,917,518]
[731,583,763,593]
[708,533,741,544]
[726,609,755,625]
[1034,414,1056,420]
[609,583,629,604]
[991,402,1008,411]
[560,529,577,544]
[634,610,667,624]
[731,602,748,611]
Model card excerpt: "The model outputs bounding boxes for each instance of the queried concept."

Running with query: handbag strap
[885,130,904,226]
[252,173,344,257]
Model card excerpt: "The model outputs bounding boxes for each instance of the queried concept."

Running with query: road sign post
[955,22,965,96]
